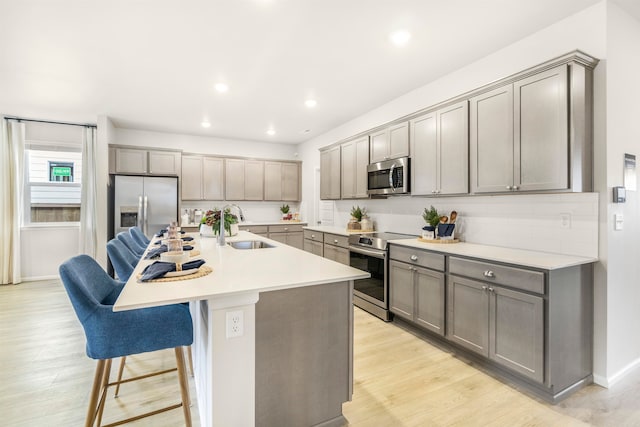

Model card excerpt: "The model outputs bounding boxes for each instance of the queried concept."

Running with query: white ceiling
[0,0,603,144]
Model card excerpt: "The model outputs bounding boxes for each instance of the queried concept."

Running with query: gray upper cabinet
[148,150,181,175]
[202,157,224,200]
[265,161,300,201]
[514,65,569,192]
[181,155,204,200]
[225,159,264,201]
[281,162,300,201]
[369,121,409,163]
[181,155,224,201]
[341,136,369,199]
[115,148,148,174]
[320,146,341,200]
[225,159,245,200]
[411,101,468,196]
[471,64,569,194]
[244,160,264,200]
[112,147,180,175]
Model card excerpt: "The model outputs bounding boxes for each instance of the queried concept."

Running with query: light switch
[614,213,624,231]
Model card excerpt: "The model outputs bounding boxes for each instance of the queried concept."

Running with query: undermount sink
[227,240,275,250]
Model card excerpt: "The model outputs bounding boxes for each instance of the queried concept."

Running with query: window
[23,122,84,225]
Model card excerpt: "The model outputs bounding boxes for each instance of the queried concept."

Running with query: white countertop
[303,225,375,236]
[113,231,368,311]
[388,239,597,270]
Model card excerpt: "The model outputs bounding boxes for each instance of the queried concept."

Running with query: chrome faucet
[217,204,245,246]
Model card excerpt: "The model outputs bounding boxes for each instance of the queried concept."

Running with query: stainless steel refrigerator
[112,175,178,239]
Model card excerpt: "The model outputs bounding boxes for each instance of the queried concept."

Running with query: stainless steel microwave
[367,157,410,195]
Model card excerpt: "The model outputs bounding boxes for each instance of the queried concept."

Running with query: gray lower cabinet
[238,224,268,236]
[323,233,350,265]
[389,258,445,336]
[303,230,324,256]
[268,224,304,250]
[447,274,544,383]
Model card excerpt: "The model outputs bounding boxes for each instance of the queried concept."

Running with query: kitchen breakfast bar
[114,231,369,427]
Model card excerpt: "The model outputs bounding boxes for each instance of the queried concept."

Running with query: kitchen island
[114,231,369,427]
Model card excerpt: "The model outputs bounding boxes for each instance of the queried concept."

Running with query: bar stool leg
[186,346,194,377]
[85,360,106,427]
[175,347,192,427]
[96,359,112,427]
[114,356,126,397]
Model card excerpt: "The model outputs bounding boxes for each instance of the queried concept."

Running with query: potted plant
[422,206,440,239]
[348,206,366,230]
[200,208,239,237]
[280,204,292,220]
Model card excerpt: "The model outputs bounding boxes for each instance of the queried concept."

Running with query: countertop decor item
[200,208,239,237]
[280,204,292,220]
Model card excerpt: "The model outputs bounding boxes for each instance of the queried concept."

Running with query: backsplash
[180,201,301,224]
[332,192,598,258]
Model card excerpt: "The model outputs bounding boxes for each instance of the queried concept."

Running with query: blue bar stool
[106,239,139,282]
[129,226,150,247]
[116,231,146,257]
[59,255,193,427]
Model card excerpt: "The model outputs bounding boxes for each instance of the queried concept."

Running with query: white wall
[599,1,640,386]
[297,1,610,380]
[115,128,298,160]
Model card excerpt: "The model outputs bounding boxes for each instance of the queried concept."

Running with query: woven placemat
[138,265,213,283]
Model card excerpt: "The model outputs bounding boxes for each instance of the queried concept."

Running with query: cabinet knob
[311,234,315,238]
[410,255,418,261]
[482,285,488,291]
[513,185,520,190]
[506,185,512,190]
[284,227,288,231]
[246,229,251,232]
[488,287,495,293]
[431,190,437,194]
[334,239,338,244]
[483,270,495,278]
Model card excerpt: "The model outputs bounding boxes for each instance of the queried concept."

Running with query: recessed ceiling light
[305,99,317,108]
[266,129,276,136]
[214,83,229,93]
[390,30,411,46]
[201,121,211,128]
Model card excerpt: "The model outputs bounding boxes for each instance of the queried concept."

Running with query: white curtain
[79,127,98,258]
[0,119,25,285]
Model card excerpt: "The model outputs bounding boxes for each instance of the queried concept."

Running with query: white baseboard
[594,357,640,388]
[21,275,59,283]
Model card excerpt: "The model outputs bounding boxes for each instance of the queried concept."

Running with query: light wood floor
[2,280,639,426]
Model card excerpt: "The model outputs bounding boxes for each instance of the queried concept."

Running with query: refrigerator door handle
[143,195,149,236]
[137,196,144,230]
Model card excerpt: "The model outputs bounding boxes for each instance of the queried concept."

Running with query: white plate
[164,268,199,278]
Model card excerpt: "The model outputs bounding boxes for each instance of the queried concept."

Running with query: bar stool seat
[59,255,192,427]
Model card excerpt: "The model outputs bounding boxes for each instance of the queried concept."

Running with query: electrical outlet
[560,213,571,229]
[226,310,244,338]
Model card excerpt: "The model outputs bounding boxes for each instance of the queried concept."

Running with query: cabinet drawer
[324,233,349,248]
[449,257,544,294]
[239,225,269,234]
[303,230,324,241]
[389,245,445,271]
[268,224,304,233]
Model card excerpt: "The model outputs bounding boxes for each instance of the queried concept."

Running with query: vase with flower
[200,208,239,237]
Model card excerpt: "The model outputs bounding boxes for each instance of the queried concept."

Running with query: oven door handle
[349,246,386,259]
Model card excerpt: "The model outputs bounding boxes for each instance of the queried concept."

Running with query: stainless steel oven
[349,232,415,321]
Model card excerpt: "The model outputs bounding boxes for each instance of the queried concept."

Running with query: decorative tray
[417,237,459,244]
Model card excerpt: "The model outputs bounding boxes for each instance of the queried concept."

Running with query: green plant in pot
[280,204,292,220]
[422,206,440,238]
[350,206,366,222]
[201,208,238,235]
